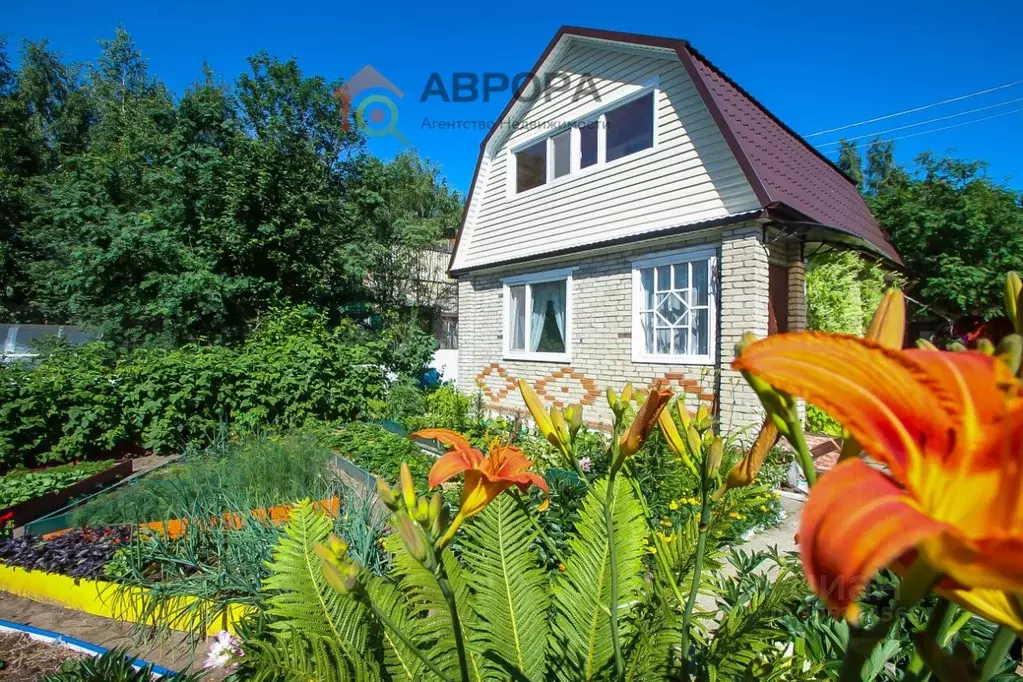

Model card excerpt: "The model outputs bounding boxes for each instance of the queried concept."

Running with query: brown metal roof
[680,45,902,263]
[449,26,901,274]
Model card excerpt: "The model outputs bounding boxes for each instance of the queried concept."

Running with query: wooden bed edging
[2,460,133,529]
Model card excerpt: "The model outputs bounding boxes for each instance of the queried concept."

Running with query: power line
[835,106,1023,149]
[815,96,1023,148]
[804,79,1023,137]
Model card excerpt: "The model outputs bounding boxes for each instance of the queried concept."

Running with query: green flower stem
[979,626,1015,681]
[510,488,560,560]
[786,416,817,487]
[678,475,710,680]
[365,599,456,682]
[605,433,625,681]
[434,562,472,682]
[904,598,956,682]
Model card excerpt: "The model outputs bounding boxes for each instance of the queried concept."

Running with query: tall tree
[869,151,1023,319]
[836,139,864,190]
[864,137,895,195]
[3,29,462,344]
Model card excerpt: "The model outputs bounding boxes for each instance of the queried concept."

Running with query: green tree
[836,139,863,190]
[3,29,462,345]
[869,151,1023,320]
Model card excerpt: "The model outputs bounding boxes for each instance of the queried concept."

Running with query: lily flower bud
[685,425,703,461]
[1006,272,1022,334]
[976,338,996,356]
[704,437,723,478]
[865,289,906,349]
[551,406,571,449]
[519,379,559,445]
[618,383,672,460]
[400,462,416,512]
[396,513,429,564]
[377,478,399,510]
[563,404,583,438]
[658,402,698,477]
[694,405,712,432]
[606,386,619,412]
[327,534,348,557]
[414,497,430,525]
[996,334,1022,376]
[676,401,692,430]
[713,418,779,501]
[620,382,634,404]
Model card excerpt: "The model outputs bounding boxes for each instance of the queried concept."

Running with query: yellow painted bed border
[0,564,253,636]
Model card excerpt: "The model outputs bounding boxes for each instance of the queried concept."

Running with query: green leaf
[461,494,550,681]
[549,476,647,682]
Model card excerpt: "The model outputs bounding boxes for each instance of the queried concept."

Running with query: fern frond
[365,577,423,681]
[624,584,682,682]
[460,494,550,681]
[385,533,486,682]
[240,628,347,682]
[549,476,648,682]
[700,549,809,681]
[262,499,380,681]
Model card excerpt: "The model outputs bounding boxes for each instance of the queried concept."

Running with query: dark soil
[0,631,82,681]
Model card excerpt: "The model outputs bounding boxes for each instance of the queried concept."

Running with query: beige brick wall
[456,222,806,433]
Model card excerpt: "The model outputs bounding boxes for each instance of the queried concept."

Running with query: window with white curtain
[503,268,573,362]
[631,248,716,364]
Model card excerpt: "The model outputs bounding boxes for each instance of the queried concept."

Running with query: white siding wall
[454,42,760,270]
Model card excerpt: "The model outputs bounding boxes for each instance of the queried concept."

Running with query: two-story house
[449,26,901,431]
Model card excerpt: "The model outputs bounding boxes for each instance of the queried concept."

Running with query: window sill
[504,351,572,364]
[631,352,716,366]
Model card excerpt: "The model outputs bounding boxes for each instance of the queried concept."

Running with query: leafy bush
[806,251,887,335]
[401,384,474,433]
[0,309,433,471]
[0,459,113,507]
[806,405,843,436]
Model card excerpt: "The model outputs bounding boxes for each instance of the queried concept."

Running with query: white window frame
[631,247,717,365]
[502,267,574,363]
[508,78,659,197]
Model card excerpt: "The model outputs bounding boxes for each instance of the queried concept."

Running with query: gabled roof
[449,26,901,274]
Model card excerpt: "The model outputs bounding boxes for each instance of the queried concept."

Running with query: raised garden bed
[1,460,132,530]
[0,563,251,637]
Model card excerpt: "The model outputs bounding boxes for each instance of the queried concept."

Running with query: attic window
[606,92,654,162]
[516,140,547,192]
[511,84,657,195]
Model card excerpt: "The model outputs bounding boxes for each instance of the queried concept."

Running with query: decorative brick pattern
[533,367,600,408]
[456,222,805,431]
[475,362,516,402]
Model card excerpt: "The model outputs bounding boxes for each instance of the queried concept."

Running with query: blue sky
[4,0,1022,194]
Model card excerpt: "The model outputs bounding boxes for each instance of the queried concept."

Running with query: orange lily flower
[414,429,549,546]
[733,331,1023,632]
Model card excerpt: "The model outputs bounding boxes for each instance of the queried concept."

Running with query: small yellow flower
[558,563,566,572]
[668,500,679,511]
[660,518,673,528]
[760,505,768,512]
